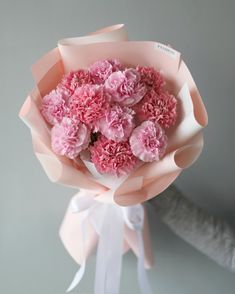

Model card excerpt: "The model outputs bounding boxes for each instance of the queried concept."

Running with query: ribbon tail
[66,260,86,292]
[122,204,153,294]
[66,208,90,292]
[94,205,124,294]
[137,229,153,294]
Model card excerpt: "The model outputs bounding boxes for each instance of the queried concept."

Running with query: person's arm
[149,185,235,271]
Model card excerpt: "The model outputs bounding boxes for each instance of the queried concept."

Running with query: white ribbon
[66,193,97,292]
[94,205,124,294]
[66,195,153,294]
[65,217,86,292]
[122,205,153,294]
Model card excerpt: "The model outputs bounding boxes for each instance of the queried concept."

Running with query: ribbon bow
[60,189,153,294]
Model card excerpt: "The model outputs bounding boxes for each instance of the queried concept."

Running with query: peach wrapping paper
[19,24,207,291]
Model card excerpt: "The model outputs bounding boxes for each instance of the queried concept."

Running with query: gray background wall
[1,0,235,293]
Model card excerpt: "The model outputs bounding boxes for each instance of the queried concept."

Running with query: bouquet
[41,59,174,175]
[19,24,208,294]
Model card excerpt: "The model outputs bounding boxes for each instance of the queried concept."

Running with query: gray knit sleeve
[149,185,235,271]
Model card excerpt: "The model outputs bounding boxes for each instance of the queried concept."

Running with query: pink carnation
[51,117,90,159]
[56,84,73,100]
[134,89,177,129]
[89,59,123,84]
[105,68,147,106]
[136,66,165,92]
[59,70,92,94]
[130,121,167,162]
[96,105,135,142]
[69,84,109,125]
[90,136,138,176]
[41,90,68,125]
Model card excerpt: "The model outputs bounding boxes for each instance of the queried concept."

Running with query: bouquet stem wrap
[60,189,153,293]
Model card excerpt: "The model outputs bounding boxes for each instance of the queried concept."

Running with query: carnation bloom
[96,104,135,142]
[136,65,165,92]
[56,84,73,100]
[51,117,90,159]
[89,59,123,84]
[69,84,109,125]
[90,136,138,176]
[105,68,147,106]
[58,69,92,94]
[130,121,167,162]
[41,90,68,125]
[134,89,177,129]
